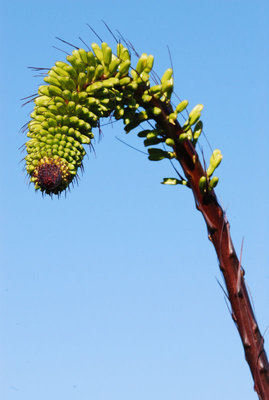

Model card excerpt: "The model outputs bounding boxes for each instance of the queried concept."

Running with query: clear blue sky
[1,1,268,399]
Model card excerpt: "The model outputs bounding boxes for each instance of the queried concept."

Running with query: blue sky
[1,1,268,399]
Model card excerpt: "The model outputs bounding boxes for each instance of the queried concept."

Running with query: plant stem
[141,93,269,399]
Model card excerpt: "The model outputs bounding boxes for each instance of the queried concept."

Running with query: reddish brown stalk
[141,94,269,399]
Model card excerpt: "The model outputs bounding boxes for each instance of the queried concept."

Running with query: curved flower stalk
[24,41,269,399]
[24,42,218,194]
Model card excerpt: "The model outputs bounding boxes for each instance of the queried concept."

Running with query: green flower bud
[175,100,189,113]
[188,104,204,126]
[102,43,112,66]
[209,176,219,191]
[161,68,173,84]
[207,149,223,177]
[117,60,131,77]
[199,176,207,193]
[165,138,175,147]
[109,58,121,75]
[91,43,104,62]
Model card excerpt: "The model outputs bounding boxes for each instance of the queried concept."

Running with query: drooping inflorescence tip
[24,41,158,196]
[24,38,213,196]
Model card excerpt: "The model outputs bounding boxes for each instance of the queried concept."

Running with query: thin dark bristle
[20,93,37,101]
[19,145,26,154]
[28,67,50,71]
[116,31,131,53]
[115,136,148,156]
[80,163,85,174]
[19,156,26,164]
[201,147,207,172]
[202,130,213,153]
[25,172,31,185]
[245,280,256,317]
[126,39,139,58]
[166,44,184,104]
[108,114,115,128]
[52,46,69,55]
[78,36,90,51]
[18,142,26,150]
[20,122,29,133]
[97,121,103,143]
[115,30,124,43]
[33,73,48,78]
[55,36,79,50]
[87,24,103,42]
[166,153,186,181]
[173,90,183,104]
[116,31,140,58]
[216,278,229,300]
[73,175,79,185]
[90,142,96,157]
[224,296,233,320]
[146,119,155,130]
[262,327,269,342]
[102,20,118,44]
[21,96,38,107]
[150,70,160,85]
[167,45,174,75]
[100,118,121,127]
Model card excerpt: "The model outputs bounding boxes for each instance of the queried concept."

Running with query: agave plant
[23,39,269,399]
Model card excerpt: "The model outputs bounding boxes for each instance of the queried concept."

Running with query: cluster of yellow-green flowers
[24,41,222,195]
